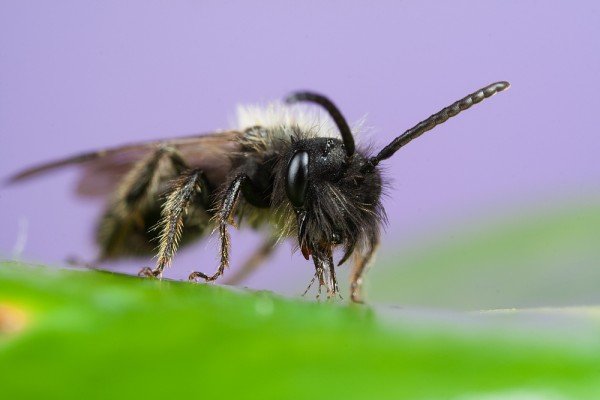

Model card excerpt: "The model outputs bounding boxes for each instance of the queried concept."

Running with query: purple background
[1,1,599,296]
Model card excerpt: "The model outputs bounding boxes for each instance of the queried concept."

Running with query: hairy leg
[349,236,380,303]
[327,252,341,299]
[306,257,327,300]
[223,236,278,285]
[98,146,188,259]
[138,169,210,278]
[309,247,340,300]
[189,174,248,283]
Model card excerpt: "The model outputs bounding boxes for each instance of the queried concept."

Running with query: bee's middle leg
[189,173,249,283]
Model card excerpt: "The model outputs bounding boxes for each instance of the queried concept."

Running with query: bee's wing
[8,130,244,198]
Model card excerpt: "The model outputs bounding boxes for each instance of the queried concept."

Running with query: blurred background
[1,1,599,311]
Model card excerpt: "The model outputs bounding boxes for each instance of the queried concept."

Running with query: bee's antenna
[285,91,355,157]
[363,81,510,172]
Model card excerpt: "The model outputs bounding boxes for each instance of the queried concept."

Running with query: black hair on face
[271,133,385,261]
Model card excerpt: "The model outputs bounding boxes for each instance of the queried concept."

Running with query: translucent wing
[8,130,244,198]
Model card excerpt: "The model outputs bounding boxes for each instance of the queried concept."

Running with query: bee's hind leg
[139,168,211,278]
[99,146,189,262]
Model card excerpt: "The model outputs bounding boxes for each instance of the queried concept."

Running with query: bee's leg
[349,236,380,303]
[223,236,278,285]
[303,246,341,299]
[327,253,341,299]
[309,257,326,300]
[316,266,326,300]
[302,273,319,297]
[100,146,188,259]
[189,174,248,283]
[139,169,210,278]
[324,251,341,300]
[310,247,339,300]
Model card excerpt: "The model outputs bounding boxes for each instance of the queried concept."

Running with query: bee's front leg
[313,258,327,300]
[326,256,341,300]
[349,235,379,304]
[311,247,340,300]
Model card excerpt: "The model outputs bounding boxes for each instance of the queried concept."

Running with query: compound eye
[286,151,309,208]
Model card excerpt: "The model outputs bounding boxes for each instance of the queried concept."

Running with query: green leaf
[1,262,600,399]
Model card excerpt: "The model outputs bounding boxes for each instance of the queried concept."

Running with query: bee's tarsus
[138,266,162,278]
[188,174,249,284]
[188,271,209,283]
[302,273,318,297]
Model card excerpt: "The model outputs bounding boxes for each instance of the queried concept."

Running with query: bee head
[282,82,510,261]
[285,137,346,208]
[280,136,384,263]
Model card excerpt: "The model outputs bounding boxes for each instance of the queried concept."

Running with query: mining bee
[9,81,509,302]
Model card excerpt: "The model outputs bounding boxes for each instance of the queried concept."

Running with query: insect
[9,81,509,302]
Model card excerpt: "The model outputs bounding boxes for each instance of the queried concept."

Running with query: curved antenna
[285,91,355,157]
[365,81,510,170]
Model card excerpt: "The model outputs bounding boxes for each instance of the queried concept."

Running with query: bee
[9,81,510,302]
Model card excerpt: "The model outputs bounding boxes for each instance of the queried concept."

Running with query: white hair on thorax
[234,101,367,140]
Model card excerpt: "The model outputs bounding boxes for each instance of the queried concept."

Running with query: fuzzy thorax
[236,101,358,140]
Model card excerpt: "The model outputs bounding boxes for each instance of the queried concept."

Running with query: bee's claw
[325,286,343,301]
[316,281,324,302]
[188,271,207,283]
[138,267,162,278]
[350,292,364,304]
[350,281,364,304]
